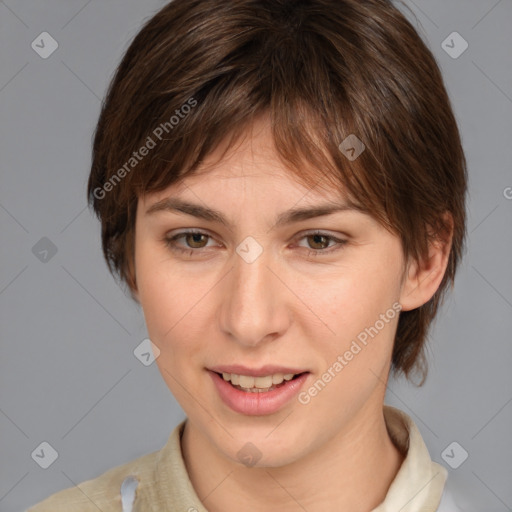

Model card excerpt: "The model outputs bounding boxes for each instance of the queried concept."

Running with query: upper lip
[208,364,309,377]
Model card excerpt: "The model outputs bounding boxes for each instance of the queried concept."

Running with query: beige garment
[26,405,447,512]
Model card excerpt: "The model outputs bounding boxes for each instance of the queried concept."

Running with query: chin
[221,430,307,469]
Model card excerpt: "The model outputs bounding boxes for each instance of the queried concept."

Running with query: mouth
[212,370,308,393]
[207,368,311,416]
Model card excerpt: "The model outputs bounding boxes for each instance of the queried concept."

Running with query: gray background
[1,1,511,511]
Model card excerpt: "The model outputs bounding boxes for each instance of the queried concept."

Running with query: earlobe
[126,261,140,302]
[129,281,140,304]
[399,214,453,312]
[130,276,140,302]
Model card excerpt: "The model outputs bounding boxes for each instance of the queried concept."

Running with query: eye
[162,229,347,257]
[296,230,348,257]
[163,230,216,255]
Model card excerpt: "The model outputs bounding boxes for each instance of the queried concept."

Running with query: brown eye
[297,231,348,257]
[183,232,209,248]
[164,230,214,254]
[306,234,331,250]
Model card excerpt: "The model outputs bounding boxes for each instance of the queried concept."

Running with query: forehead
[140,117,349,206]
[139,153,368,235]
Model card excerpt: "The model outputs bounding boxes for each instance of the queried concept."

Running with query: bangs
[115,38,394,235]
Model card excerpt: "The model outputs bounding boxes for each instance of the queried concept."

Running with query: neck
[181,404,404,512]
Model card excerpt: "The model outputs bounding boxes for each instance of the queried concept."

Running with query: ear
[399,213,453,312]
[126,256,140,302]
[129,277,140,303]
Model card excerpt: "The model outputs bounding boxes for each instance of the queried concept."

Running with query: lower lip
[208,370,309,416]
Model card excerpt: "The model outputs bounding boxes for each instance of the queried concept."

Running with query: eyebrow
[145,197,366,230]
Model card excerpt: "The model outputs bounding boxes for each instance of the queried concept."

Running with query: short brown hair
[87,0,468,382]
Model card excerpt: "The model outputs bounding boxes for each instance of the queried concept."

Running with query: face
[133,119,410,467]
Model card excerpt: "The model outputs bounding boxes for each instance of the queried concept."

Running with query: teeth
[272,373,284,385]
[221,372,298,390]
[238,375,253,388]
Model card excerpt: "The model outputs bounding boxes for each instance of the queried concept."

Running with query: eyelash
[163,230,348,258]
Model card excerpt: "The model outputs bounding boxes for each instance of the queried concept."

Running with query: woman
[28,0,467,510]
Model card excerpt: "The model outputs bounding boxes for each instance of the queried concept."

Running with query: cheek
[298,259,400,377]
[306,283,398,415]
[296,258,400,331]
[135,245,183,341]
[136,259,201,395]
[135,246,213,359]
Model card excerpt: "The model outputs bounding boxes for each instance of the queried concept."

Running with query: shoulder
[25,449,159,512]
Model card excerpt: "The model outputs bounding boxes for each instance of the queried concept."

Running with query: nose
[218,242,291,347]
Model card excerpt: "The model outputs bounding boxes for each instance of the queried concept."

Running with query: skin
[132,117,452,511]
